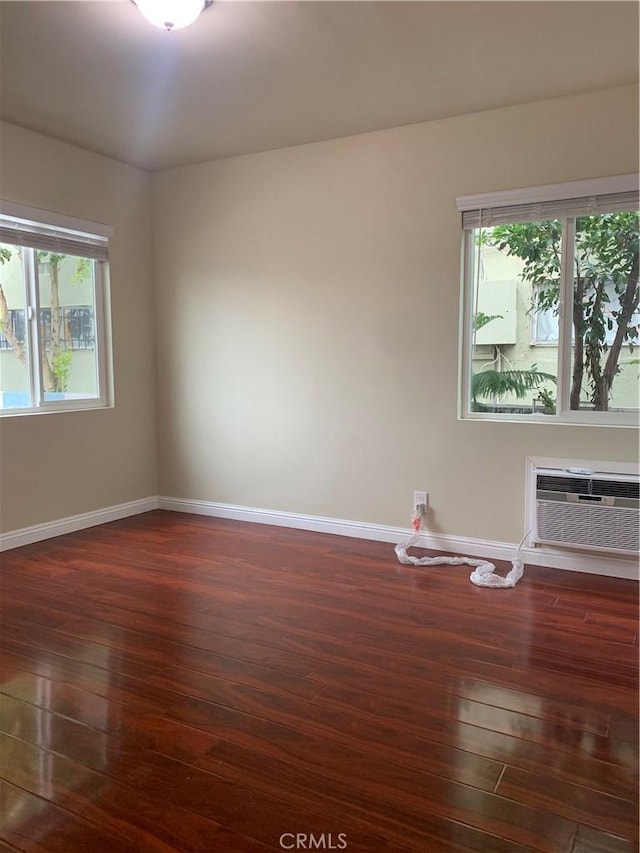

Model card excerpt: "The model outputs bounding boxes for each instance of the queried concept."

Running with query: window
[458,176,639,425]
[531,281,640,348]
[0,202,111,414]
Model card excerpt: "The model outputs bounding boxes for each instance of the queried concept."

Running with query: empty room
[0,1,638,851]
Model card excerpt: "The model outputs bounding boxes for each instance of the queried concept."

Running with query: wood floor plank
[53,610,319,677]
[0,781,152,853]
[1,510,637,853]
[67,742,411,853]
[122,705,504,793]
[496,765,638,840]
[451,718,637,802]
[163,683,636,802]
[437,657,637,717]
[0,629,159,683]
[582,610,639,643]
[310,680,636,771]
[0,616,164,677]
[196,739,552,853]
[609,712,640,745]
[0,737,230,852]
[0,760,280,852]
[308,663,613,735]
[0,664,132,733]
[516,645,637,689]
[56,611,315,678]
[0,594,74,631]
[552,591,639,621]
[571,825,638,853]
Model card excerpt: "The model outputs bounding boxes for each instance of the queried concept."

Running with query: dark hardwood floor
[0,510,637,852]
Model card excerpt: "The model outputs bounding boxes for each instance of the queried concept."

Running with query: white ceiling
[1,1,638,171]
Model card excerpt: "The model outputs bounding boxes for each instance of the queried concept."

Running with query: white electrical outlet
[413,491,428,512]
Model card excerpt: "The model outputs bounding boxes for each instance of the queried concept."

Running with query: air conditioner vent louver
[533,467,639,556]
[536,475,590,494]
[537,502,639,553]
[592,479,640,500]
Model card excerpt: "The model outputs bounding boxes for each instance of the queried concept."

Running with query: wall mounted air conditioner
[533,468,639,556]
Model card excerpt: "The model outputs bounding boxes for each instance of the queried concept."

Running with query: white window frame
[0,200,113,416]
[457,174,640,428]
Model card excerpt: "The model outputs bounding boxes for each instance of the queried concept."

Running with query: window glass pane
[37,252,99,402]
[469,222,559,415]
[571,212,639,412]
[0,243,32,409]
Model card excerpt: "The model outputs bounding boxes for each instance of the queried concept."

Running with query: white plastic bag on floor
[394,531,525,588]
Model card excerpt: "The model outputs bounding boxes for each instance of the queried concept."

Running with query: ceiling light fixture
[133,1,213,32]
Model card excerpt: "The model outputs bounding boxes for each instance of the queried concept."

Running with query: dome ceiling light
[133,1,213,32]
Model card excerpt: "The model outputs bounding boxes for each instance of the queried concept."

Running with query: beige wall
[1,86,637,543]
[152,84,639,544]
[0,122,158,532]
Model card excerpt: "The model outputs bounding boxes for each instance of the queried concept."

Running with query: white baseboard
[0,497,159,552]
[159,496,639,581]
[2,494,636,580]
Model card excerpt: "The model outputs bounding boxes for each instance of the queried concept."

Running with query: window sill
[0,400,112,417]
[460,411,639,428]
